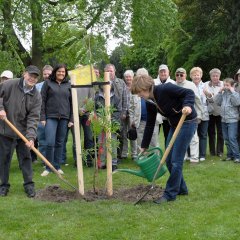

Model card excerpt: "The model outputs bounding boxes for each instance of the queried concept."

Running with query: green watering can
[117,147,168,182]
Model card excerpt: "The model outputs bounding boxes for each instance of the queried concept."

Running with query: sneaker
[222,157,232,161]
[190,159,199,163]
[0,186,9,196]
[41,170,50,177]
[57,169,64,175]
[199,157,205,162]
[234,159,240,163]
[24,185,36,198]
[132,156,138,161]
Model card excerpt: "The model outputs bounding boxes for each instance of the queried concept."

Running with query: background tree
[0,0,130,75]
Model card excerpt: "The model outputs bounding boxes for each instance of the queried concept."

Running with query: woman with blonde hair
[190,67,209,161]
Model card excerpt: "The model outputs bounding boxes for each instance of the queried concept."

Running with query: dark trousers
[159,120,171,148]
[0,134,34,188]
[62,114,94,164]
[208,115,224,155]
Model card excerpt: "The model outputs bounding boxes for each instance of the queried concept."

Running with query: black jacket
[141,83,197,148]
[40,78,73,122]
[0,78,41,140]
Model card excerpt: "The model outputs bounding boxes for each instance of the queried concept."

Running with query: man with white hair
[154,64,176,147]
[0,70,13,83]
[203,68,224,157]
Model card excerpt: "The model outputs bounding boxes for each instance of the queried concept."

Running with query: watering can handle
[139,147,162,158]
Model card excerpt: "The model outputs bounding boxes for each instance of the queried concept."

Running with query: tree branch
[43,15,79,24]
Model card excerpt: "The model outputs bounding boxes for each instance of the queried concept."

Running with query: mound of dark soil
[35,184,164,203]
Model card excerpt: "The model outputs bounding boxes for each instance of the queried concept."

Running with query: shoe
[24,185,36,198]
[234,159,240,163]
[99,165,106,169]
[57,169,64,175]
[0,186,9,196]
[41,170,50,176]
[178,191,188,196]
[217,153,223,157]
[199,157,205,162]
[190,159,199,163]
[222,157,232,161]
[153,196,168,204]
[32,159,38,164]
[112,165,118,172]
[86,161,93,167]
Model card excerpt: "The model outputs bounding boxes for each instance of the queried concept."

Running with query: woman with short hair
[131,74,197,204]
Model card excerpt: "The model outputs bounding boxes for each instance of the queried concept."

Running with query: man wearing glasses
[0,65,42,197]
[175,68,203,163]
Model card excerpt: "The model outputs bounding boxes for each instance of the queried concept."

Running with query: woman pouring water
[131,74,197,204]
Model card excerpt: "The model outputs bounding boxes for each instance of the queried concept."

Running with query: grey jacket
[129,94,141,128]
[111,77,127,116]
[215,90,240,123]
[204,80,224,116]
[0,78,41,140]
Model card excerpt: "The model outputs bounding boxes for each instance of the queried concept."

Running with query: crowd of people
[0,63,240,201]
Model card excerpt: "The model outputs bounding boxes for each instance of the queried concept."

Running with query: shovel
[134,112,187,205]
[4,118,77,191]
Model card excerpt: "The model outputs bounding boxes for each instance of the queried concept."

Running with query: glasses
[176,73,184,77]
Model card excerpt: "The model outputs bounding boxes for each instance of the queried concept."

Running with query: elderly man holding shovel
[0,65,41,197]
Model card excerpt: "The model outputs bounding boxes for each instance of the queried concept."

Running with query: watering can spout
[116,169,145,178]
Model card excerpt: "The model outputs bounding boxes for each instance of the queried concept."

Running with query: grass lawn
[0,136,239,240]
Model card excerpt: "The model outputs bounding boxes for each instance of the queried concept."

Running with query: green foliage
[113,0,178,76]
[0,0,130,70]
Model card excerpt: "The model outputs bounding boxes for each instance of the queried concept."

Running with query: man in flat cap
[0,65,42,197]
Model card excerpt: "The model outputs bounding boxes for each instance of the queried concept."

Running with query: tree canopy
[0,0,239,78]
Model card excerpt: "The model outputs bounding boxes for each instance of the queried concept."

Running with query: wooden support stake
[71,76,84,195]
[104,72,113,196]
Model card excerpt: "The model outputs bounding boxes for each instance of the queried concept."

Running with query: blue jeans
[197,120,209,158]
[37,123,46,158]
[222,122,239,159]
[164,120,197,200]
[45,118,68,171]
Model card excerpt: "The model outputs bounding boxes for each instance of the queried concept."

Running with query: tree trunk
[30,0,43,69]
[1,0,31,67]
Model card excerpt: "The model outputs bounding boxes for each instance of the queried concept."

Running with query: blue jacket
[141,83,197,148]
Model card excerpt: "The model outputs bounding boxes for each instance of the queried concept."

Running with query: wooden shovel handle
[4,118,61,177]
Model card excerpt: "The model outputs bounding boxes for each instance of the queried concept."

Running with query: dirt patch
[35,184,164,203]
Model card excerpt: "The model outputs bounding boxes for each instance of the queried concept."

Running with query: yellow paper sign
[69,65,97,86]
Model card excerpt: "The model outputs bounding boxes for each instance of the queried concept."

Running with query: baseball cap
[175,67,186,74]
[1,70,13,79]
[25,65,40,76]
[158,64,169,71]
